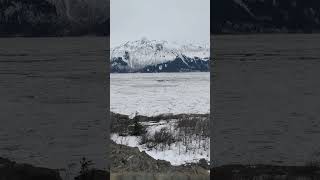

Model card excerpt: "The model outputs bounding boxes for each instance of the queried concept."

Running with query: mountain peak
[111,40,209,73]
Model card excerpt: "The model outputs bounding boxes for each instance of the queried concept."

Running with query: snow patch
[111,119,210,166]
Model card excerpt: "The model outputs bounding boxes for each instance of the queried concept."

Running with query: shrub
[78,157,93,180]
[140,131,149,145]
[153,128,174,147]
[129,119,146,136]
[198,158,209,169]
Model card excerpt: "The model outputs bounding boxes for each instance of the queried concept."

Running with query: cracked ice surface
[110,72,209,117]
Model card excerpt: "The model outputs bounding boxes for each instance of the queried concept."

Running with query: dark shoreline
[0,157,62,180]
[111,111,209,121]
[213,164,320,180]
[110,141,209,176]
[0,157,109,180]
[110,112,210,176]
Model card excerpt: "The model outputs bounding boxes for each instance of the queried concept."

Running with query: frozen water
[111,72,210,117]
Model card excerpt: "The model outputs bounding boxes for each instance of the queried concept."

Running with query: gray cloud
[111,0,210,47]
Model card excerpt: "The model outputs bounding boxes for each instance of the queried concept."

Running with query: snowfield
[110,72,210,117]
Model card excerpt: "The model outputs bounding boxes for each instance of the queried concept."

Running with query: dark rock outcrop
[111,56,209,73]
[110,141,208,175]
[141,56,209,73]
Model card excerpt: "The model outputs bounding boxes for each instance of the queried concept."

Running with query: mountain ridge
[110,39,210,73]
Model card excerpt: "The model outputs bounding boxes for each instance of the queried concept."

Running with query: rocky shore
[110,141,208,174]
[110,112,210,179]
[110,141,209,180]
[0,157,108,180]
[0,157,62,180]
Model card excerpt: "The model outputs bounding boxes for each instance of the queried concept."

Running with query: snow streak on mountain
[111,38,210,73]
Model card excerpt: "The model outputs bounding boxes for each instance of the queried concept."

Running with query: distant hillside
[0,0,109,36]
[212,0,320,34]
[4,0,319,36]
[111,39,209,73]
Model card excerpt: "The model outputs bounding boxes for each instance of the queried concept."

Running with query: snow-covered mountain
[111,39,210,73]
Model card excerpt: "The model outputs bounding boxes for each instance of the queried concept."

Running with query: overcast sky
[111,0,210,47]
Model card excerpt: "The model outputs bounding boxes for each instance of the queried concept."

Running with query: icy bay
[110,72,210,117]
